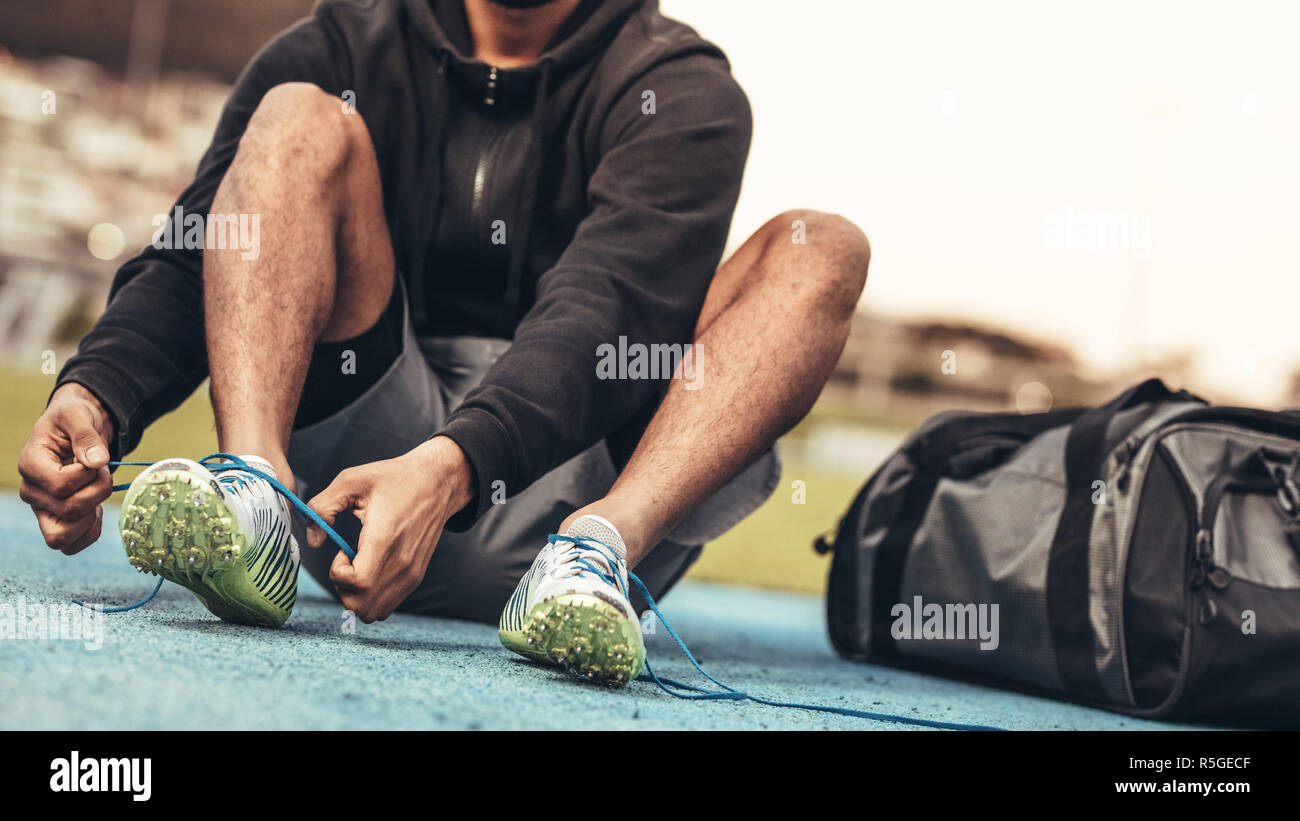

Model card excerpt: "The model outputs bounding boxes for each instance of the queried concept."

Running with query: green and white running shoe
[499,514,646,688]
[118,455,299,628]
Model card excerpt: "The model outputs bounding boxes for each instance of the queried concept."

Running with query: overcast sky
[662,0,1300,405]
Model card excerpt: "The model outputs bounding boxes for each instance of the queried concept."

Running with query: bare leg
[205,83,394,486]
[561,210,871,563]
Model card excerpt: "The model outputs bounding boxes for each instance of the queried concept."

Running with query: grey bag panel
[852,450,920,655]
[1089,401,1208,705]
[1089,492,1131,705]
[836,408,1038,658]
[896,425,1070,689]
[900,469,1067,690]
[1219,495,1300,588]
[1159,425,1300,589]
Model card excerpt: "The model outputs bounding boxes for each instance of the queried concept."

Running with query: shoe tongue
[563,514,627,564]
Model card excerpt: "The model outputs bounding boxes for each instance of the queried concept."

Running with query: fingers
[65,402,110,470]
[335,584,405,625]
[18,438,99,500]
[327,519,397,620]
[19,466,112,520]
[18,402,110,500]
[329,548,361,599]
[313,466,402,622]
[65,507,104,555]
[306,467,369,549]
[35,506,103,555]
[347,514,392,593]
[328,516,407,624]
[328,550,375,621]
[314,457,447,624]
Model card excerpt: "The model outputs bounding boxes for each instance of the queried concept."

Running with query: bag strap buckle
[1257,449,1300,516]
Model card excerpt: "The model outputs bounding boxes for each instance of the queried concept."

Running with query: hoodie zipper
[470,66,506,271]
[470,121,505,272]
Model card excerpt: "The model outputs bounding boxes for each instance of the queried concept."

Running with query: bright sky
[662,0,1300,405]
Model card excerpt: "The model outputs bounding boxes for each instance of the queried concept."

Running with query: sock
[564,513,627,563]
[234,454,277,480]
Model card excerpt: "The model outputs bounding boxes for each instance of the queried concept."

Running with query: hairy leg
[205,82,394,486]
[562,210,870,564]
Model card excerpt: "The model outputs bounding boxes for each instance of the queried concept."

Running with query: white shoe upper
[502,514,637,632]
[215,455,299,568]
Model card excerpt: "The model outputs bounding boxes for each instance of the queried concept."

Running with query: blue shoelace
[79,453,354,614]
[549,534,1006,731]
[86,457,1004,730]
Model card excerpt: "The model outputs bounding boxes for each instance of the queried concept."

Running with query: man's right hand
[18,382,116,554]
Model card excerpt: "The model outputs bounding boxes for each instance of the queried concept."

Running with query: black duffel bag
[816,379,1300,726]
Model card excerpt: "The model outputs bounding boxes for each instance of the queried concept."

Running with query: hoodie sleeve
[54,16,349,460]
[438,54,752,529]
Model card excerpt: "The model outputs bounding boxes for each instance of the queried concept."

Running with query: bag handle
[1068,378,1198,439]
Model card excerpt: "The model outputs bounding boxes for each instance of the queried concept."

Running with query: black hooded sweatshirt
[56,0,752,528]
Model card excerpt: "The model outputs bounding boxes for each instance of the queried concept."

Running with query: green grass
[0,365,218,491]
[1,364,878,595]
[685,458,862,595]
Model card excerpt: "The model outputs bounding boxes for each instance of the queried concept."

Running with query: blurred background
[3,0,1300,593]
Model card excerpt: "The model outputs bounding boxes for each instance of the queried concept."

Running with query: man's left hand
[306,435,474,622]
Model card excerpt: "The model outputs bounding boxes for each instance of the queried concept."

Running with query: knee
[234,82,366,182]
[763,209,870,315]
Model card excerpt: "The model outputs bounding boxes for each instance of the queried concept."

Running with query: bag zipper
[1190,470,1274,592]
[1114,434,1143,493]
[1144,426,1287,593]
[1120,420,1300,630]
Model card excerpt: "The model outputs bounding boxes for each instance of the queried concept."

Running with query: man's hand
[19,382,116,554]
[306,435,474,622]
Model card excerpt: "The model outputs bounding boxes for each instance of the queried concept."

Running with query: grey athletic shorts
[285,284,781,624]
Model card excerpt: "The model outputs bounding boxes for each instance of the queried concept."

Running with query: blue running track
[0,495,1201,730]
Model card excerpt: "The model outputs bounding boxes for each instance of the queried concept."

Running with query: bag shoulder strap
[1045,378,1202,698]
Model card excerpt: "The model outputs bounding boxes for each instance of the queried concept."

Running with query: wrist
[415,435,475,513]
[52,381,115,442]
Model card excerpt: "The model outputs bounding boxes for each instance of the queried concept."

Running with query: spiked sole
[118,469,289,627]
[499,624,553,665]
[520,593,645,688]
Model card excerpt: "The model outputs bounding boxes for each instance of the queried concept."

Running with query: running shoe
[499,514,645,687]
[117,455,299,627]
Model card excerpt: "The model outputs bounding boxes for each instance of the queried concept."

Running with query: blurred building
[0,0,308,363]
[0,53,228,360]
[0,0,314,83]
[828,312,1109,418]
